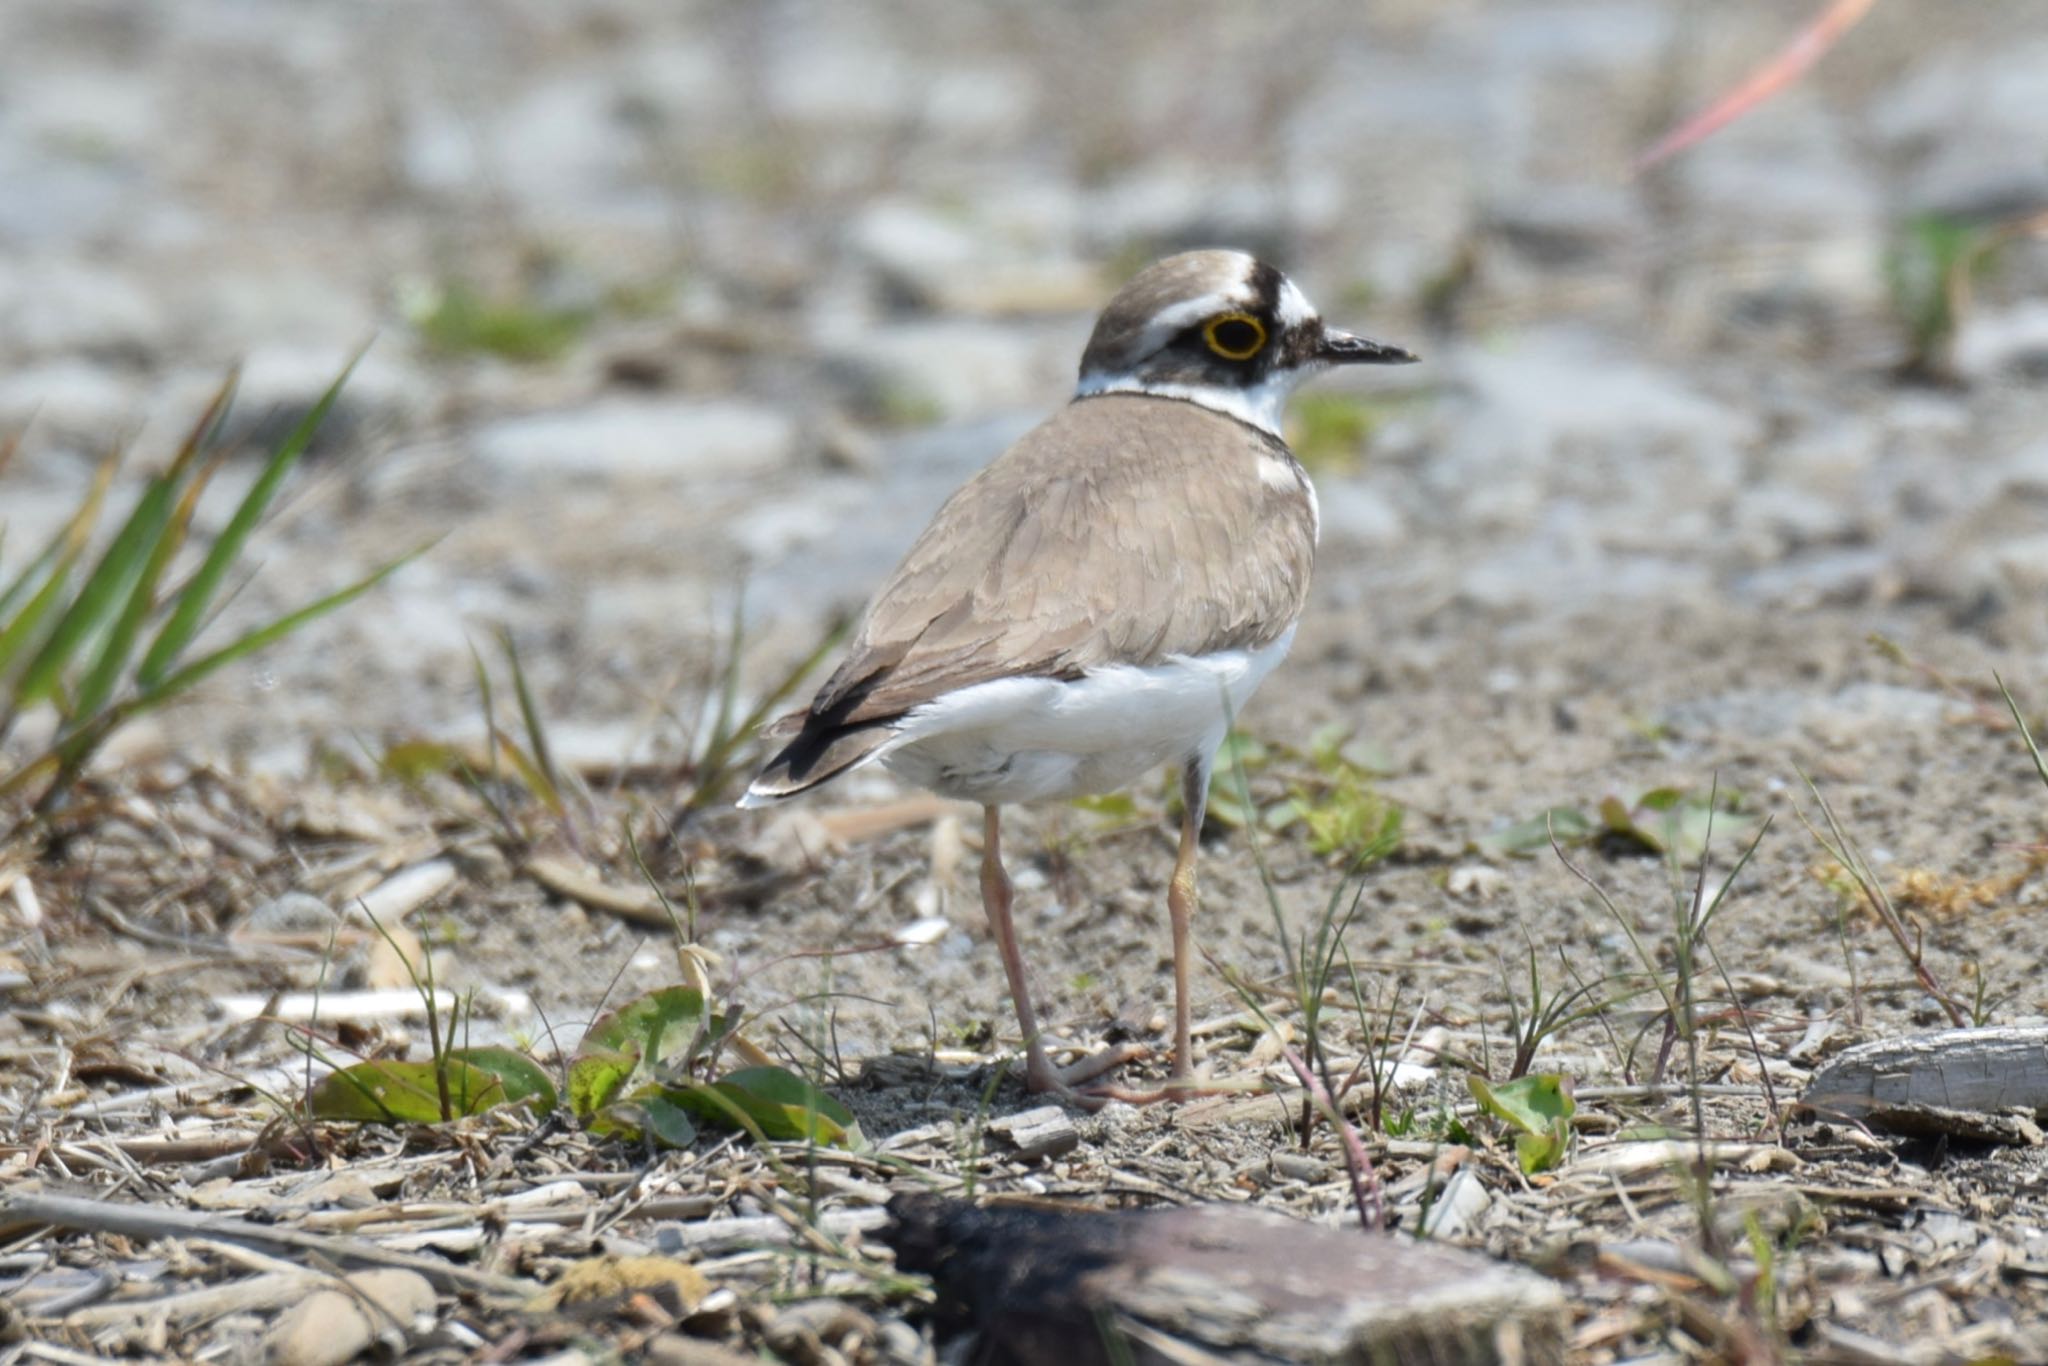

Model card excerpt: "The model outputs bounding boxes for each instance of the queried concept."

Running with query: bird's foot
[1018,1041,1150,1111]
[1077,1072,1238,1107]
[1022,1046,1238,1109]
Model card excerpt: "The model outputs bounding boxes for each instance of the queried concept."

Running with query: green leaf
[1513,1128,1570,1176]
[1468,1072,1574,1134]
[138,354,360,688]
[567,986,713,1121]
[1600,789,1756,860]
[450,1045,558,1112]
[1467,1072,1575,1174]
[68,459,220,726]
[1477,806,1595,859]
[308,1055,543,1123]
[674,1066,862,1147]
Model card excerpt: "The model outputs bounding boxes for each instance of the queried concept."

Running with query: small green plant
[310,977,862,1149]
[303,909,556,1124]
[1885,212,1995,381]
[677,587,848,818]
[0,363,419,835]
[1498,942,1640,1081]
[1554,788,1773,1135]
[407,278,590,362]
[1466,1072,1575,1174]
[1284,393,1381,474]
[567,984,860,1148]
[1480,786,1752,862]
[1261,724,1405,866]
[307,1044,558,1123]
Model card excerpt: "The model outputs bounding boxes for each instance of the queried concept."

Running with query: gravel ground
[6,3,2048,1361]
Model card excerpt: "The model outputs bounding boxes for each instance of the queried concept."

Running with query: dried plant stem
[1280,1043,1383,1233]
[1797,774,1968,1028]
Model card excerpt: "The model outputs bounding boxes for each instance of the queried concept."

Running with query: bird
[741,249,1416,1101]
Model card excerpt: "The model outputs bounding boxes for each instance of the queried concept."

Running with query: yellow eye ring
[1203,312,1267,361]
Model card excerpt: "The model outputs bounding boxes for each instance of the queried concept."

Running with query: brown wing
[745,394,1316,799]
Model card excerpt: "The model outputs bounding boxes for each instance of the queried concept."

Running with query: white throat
[1072,366,1317,438]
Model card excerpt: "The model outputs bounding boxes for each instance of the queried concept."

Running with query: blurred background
[2,0,2047,770]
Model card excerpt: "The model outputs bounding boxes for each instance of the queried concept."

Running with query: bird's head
[1075,249,1416,436]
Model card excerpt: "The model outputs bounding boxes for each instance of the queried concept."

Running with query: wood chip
[524,856,672,928]
[215,987,459,1023]
[986,1106,1080,1162]
[653,1207,889,1256]
[812,794,967,844]
[1567,1140,1800,1177]
[352,859,457,923]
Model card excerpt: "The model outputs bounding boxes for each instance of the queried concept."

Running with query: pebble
[1412,1168,1492,1241]
[262,1269,435,1366]
[241,891,337,933]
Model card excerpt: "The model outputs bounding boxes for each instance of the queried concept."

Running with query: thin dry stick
[0,1190,537,1298]
[1279,1044,1383,1233]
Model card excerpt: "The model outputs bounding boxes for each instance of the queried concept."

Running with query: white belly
[877,628,1295,805]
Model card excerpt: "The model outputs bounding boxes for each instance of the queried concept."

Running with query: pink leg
[980,805,1062,1094]
[980,805,1148,1102]
[1166,786,1201,1082]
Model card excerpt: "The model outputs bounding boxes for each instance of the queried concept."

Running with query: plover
[743,249,1416,1100]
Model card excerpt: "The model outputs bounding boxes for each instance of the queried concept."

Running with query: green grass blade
[11,461,180,711]
[468,637,502,788]
[13,380,225,704]
[0,553,81,685]
[1995,672,2048,792]
[129,544,423,714]
[0,530,62,629]
[683,615,848,813]
[497,626,562,810]
[138,352,359,688]
[0,449,121,677]
[68,451,221,726]
[490,724,563,814]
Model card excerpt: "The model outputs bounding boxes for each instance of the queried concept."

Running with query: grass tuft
[0,359,422,836]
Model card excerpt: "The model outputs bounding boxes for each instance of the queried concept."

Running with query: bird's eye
[1202,313,1267,361]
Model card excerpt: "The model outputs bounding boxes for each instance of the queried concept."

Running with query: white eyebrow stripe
[1133,289,1252,356]
[1274,277,1317,328]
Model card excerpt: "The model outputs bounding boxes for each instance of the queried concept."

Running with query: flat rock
[263,1268,436,1366]
[882,1193,1564,1365]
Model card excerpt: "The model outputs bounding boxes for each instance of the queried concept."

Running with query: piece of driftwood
[881,1193,1566,1365]
[1800,1026,2048,1144]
